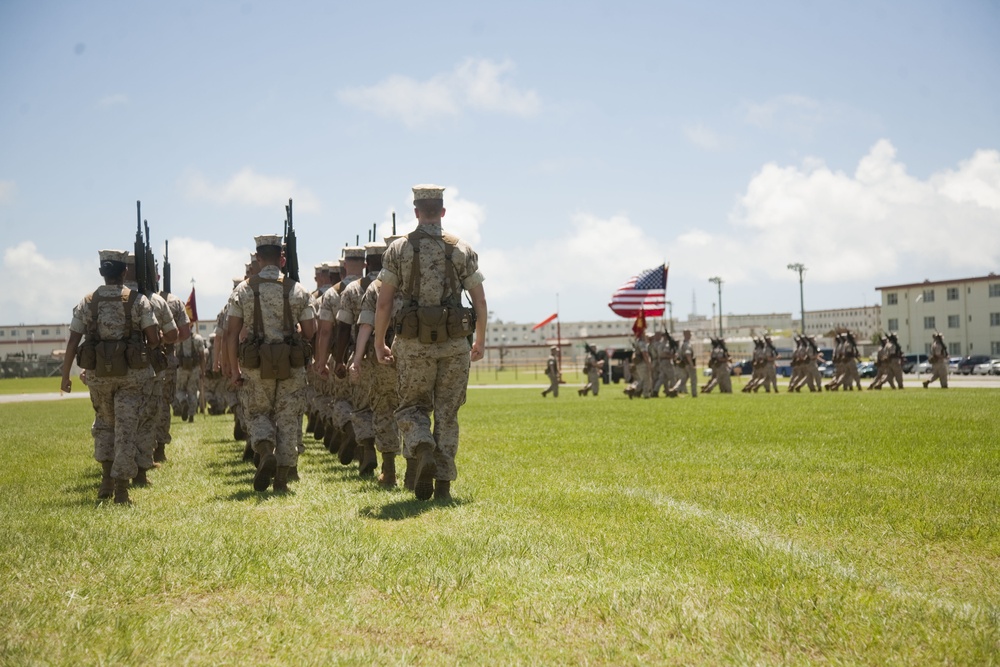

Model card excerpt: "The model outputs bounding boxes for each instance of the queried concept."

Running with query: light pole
[708,277,723,337]
[665,300,673,333]
[787,263,806,334]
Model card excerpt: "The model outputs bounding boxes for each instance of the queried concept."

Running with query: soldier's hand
[334,362,347,380]
[375,343,393,365]
[348,362,360,381]
[60,376,72,393]
[471,341,485,362]
[312,360,329,377]
[79,370,89,386]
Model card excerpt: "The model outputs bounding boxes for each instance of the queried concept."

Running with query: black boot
[359,440,378,478]
[434,479,452,502]
[98,461,114,499]
[338,422,357,465]
[413,443,436,501]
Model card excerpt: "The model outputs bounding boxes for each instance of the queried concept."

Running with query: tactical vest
[76,287,150,377]
[238,275,311,379]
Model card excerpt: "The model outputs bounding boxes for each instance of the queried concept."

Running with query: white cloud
[0,180,14,203]
[704,140,1000,284]
[97,93,129,108]
[338,58,540,127]
[181,167,320,212]
[684,123,721,150]
[0,242,92,323]
[161,237,252,317]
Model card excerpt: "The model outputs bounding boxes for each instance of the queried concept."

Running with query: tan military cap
[122,252,136,265]
[364,241,387,257]
[99,249,128,263]
[343,246,366,260]
[232,276,243,287]
[384,234,403,245]
[254,234,282,249]
[412,184,445,201]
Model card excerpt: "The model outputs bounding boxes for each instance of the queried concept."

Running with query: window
[55,328,61,335]
[0,331,4,337]
[991,313,1000,327]
[993,342,1000,355]
[922,289,935,303]
[947,287,959,301]
[949,342,962,355]
[948,315,960,328]
[887,318,898,331]
[923,316,935,330]
[887,293,898,305]
[924,343,932,356]
[41,329,50,335]
[990,284,1000,297]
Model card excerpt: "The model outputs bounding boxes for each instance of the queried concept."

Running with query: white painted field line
[613,485,985,621]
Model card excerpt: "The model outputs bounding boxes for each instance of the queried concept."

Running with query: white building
[801,305,881,341]
[876,273,1000,356]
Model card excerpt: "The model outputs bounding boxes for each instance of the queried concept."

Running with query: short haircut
[256,245,281,262]
[99,261,126,279]
[414,199,444,217]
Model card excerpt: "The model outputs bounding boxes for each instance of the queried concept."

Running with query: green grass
[0,376,63,394]
[1,388,998,665]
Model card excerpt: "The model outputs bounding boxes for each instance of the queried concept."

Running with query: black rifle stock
[163,240,171,294]
[144,220,157,293]
[283,198,300,283]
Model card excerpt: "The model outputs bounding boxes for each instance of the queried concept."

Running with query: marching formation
[61,185,488,505]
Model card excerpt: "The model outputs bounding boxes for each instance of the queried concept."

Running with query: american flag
[608,264,667,318]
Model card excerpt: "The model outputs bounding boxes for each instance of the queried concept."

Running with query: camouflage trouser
[928,359,948,388]
[241,367,308,467]
[88,368,154,479]
[176,367,200,415]
[583,368,600,395]
[392,337,470,482]
[889,359,904,388]
[135,373,163,469]
[842,361,861,390]
[634,362,652,397]
[764,364,778,392]
[716,364,732,393]
[371,353,400,453]
[672,365,697,396]
[350,352,376,444]
[158,367,177,445]
[543,373,559,397]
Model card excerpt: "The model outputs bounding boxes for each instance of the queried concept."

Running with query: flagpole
[556,293,562,380]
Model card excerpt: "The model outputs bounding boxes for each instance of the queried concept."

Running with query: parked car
[992,360,1000,376]
[914,360,933,374]
[730,359,754,376]
[901,354,928,373]
[957,355,991,375]
[818,362,836,378]
[858,361,877,378]
[973,359,1000,375]
[948,357,963,374]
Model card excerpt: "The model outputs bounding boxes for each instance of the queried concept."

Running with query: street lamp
[787,263,806,334]
[708,277,723,337]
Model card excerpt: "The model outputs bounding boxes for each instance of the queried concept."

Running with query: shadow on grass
[360,496,468,521]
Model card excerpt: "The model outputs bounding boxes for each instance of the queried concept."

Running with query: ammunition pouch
[447,306,476,340]
[239,338,261,369]
[259,343,292,380]
[394,304,420,340]
[180,357,196,370]
[150,348,169,373]
[417,306,449,344]
[76,339,98,370]
[125,341,151,370]
[94,341,129,377]
[288,336,311,369]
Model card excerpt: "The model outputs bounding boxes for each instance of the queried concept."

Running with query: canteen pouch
[394,304,420,339]
[126,342,151,370]
[239,339,261,369]
[150,348,169,373]
[289,337,311,368]
[259,343,292,380]
[417,306,449,344]
[94,341,129,377]
[76,340,98,371]
[446,306,476,339]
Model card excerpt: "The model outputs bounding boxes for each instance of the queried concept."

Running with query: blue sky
[1,0,998,327]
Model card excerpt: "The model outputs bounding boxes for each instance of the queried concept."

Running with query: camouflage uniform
[379,224,484,482]
[127,286,176,471]
[542,348,560,398]
[358,279,401,455]
[175,332,205,418]
[158,291,190,452]
[924,334,949,389]
[672,336,697,397]
[229,264,314,468]
[70,284,158,480]
[318,278,357,439]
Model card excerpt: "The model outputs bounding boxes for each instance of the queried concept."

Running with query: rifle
[163,240,172,294]
[282,198,300,283]
[144,220,158,293]
[135,201,148,295]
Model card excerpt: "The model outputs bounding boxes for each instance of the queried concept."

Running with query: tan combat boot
[413,442,436,501]
[359,440,378,478]
[378,454,397,488]
[433,480,452,502]
[273,466,290,493]
[98,461,114,499]
[253,440,277,492]
[113,478,132,505]
[403,456,416,491]
[132,467,151,487]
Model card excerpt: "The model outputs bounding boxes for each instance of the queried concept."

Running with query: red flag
[608,264,668,318]
[632,309,647,338]
[185,286,199,322]
[532,313,558,330]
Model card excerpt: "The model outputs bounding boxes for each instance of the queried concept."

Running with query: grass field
[0,376,63,395]
[1,387,997,665]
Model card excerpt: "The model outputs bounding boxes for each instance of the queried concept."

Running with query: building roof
[875,273,999,291]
